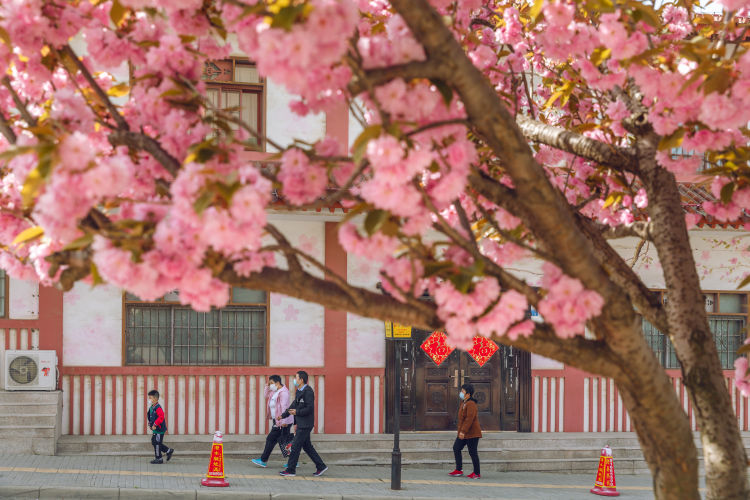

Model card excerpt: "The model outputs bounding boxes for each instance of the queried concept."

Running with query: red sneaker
[448,469,463,476]
[467,472,481,479]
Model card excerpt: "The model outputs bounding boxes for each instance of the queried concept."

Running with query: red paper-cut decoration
[420,331,455,366]
[467,336,499,367]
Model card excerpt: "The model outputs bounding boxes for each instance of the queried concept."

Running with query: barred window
[642,291,748,369]
[0,269,6,318]
[203,58,264,149]
[124,288,268,366]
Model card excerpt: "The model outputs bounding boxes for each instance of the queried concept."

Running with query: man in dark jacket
[277,370,327,477]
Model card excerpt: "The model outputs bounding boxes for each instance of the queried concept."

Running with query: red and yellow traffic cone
[201,430,229,487]
[590,444,619,496]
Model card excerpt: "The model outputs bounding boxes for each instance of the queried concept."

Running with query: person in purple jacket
[251,375,294,467]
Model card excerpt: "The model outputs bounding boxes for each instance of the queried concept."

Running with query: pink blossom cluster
[277,149,329,205]
[338,222,401,263]
[356,134,432,218]
[229,0,358,113]
[431,276,531,349]
[537,263,604,339]
[702,177,750,222]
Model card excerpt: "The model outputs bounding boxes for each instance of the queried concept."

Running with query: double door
[385,329,531,432]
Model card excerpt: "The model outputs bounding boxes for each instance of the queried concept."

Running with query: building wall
[346,252,385,369]
[8,278,39,320]
[63,284,122,367]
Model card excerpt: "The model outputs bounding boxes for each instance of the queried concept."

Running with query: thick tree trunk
[603,313,700,499]
[640,148,749,499]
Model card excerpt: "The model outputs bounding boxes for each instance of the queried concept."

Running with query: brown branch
[2,76,38,127]
[0,110,17,144]
[516,115,638,173]
[347,60,443,96]
[108,130,180,177]
[599,221,654,241]
[491,323,622,378]
[60,46,130,131]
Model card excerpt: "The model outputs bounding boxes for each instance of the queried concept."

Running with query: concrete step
[0,413,57,427]
[0,390,61,404]
[0,403,60,415]
[0,424,56,438]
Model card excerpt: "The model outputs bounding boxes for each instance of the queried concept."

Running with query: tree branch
[60,46,130,131]
[347,60,443,96]
[2,76,38,127]
[108,130,180,177]
[599,221,654,241]
[0,110,17,144]
[516,115,638,174]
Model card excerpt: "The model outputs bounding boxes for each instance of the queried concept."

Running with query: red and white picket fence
[531,368,750,432]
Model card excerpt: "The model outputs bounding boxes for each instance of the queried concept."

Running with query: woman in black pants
[448,383,482,479]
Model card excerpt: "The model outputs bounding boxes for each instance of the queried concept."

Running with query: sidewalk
[0,454,667,499]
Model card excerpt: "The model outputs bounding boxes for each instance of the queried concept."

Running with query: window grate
[125,304,266,366]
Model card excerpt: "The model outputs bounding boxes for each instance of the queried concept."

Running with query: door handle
[451,369,459,387]
[460,369,465,386]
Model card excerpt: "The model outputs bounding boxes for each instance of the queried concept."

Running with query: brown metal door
[415,345,462,430]
[498,344,531,431]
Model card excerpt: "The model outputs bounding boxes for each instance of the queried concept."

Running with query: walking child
[147,390,174,464]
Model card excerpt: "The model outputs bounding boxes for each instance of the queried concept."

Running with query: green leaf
[720,181,736,204]
[590,47,611,67]
[703,67,732,95]
[423,261,454,278]
[12,226,44,246]
[90,261,104,286]
[738,342,750,355]
[270,4,306,31]
[62,233,94,251]
[529,0,545,21]
[657,128,686,151]
[429,79,454,107]
[363,209,389,236]
[109,0,128,27]
[351,124,382,165]
[21,157,52,209]
[339,202,370,225]
[106,82,130,97]
[449,271,474,293]
[193,190,215,215]
[0,26,10,46]
[738,274,750,291]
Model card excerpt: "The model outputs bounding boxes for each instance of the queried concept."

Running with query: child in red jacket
[147,390,174,464]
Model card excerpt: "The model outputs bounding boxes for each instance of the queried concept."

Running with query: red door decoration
[420,331,455,366]
[420,331,500,367]
[467,336,499,367]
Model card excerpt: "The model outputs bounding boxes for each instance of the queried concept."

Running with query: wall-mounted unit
[2,350,57,391]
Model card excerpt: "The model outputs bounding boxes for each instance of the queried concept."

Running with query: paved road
[0,454,671,499]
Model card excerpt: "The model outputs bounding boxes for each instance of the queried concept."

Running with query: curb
[0,486,434,500]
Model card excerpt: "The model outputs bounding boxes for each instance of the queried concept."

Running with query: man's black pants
[261,425,290,462]
[453,437,480,474]
[151,433,169,459]
[286,427,325,472]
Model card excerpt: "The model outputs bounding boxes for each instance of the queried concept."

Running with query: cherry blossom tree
[0,0,749,497]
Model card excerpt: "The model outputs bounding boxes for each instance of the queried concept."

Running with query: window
[202,59,264,149]
[124,288,268,366]
[0,269,6,318]
[643,291,748,369]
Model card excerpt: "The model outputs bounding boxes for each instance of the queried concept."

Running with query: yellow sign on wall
[385,321,412,338]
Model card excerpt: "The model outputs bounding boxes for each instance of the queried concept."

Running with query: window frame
[203,58,266,152]
[642,289,749,370]
[122,287,270,367]
[0,269,7,319]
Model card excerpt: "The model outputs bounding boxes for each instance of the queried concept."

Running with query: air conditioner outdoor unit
[2,350,57,391]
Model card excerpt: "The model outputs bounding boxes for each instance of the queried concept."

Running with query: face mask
[459,392,465,400]
[293,379,299,387]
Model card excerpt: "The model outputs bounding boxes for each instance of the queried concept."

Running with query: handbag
[278,426,294,457]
